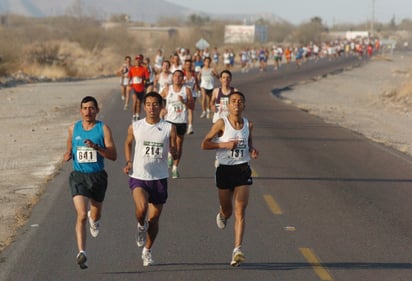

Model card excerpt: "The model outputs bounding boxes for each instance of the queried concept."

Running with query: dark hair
[220,70,232,79]
[173,69,184,76]
[144,91,163,105]
[81,96,99,110]
[228,91,245,102]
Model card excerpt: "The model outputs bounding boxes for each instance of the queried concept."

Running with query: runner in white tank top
[201,91,259,267]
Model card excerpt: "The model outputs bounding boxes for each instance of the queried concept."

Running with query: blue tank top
[72,120,105,173]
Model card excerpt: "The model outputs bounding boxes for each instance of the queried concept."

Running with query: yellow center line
[300,248,333,281]
[251,166,258,177]
[263,194,283,215]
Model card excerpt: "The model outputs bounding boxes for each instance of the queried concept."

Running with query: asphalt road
[2,55,412,281]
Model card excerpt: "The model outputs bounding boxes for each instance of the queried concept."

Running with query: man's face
[144,97,162,117]
[80,101,98,121]
[228,94,245,114]
[220,73,231,85]
[173,71,184,85]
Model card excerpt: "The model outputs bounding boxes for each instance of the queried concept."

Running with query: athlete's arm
[201,119,239,150]
[186,87,194,110]
[210,88,219,112]
[123,124,134,174]
[99,124,117,161]
[63,124,74,161]
[248,121,259,159]
[169,124,179,160]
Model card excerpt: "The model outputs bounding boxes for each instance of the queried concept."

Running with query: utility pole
[370,0,375,37]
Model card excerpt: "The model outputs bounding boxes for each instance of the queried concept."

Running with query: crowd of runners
[65,36,380,270]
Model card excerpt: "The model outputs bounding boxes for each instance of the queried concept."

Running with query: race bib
[77,146,97,163]
[132,77,142,84]
[143,141,164,159]
[170,100,184,113]
[228,138,246,160]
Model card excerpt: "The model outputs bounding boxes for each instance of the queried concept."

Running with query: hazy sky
[165,0,412,25]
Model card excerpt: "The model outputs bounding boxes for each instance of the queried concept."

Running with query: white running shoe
[216,212,227,229]
[123,104,128,111]
[206,110,211,119]
[76,251,88,270]
[168,153,173,168]
[172,166,180,178]
[186,125,194,135]
[230,248,246,267]
[142,249,154,266]
[87,210,100,238]
[200,111,206,118]
[136,221,148,247]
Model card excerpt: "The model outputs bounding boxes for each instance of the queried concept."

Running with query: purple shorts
[129,177,168,204]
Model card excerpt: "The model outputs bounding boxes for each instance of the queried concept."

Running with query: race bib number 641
[77,146,97,163]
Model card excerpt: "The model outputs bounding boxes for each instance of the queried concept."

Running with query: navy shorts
[131,89,145,101]
[167,122,187,136]
[215,163,252,190]
[69,170,108,202]
[129,177,168,205]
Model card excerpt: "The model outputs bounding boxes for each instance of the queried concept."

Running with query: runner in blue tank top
[64,96,117,270]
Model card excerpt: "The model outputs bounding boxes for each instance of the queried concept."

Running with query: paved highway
[2,55,412,280]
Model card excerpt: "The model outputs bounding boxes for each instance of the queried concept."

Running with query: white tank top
[184,75,197,98]
[216,116,251,165]
[200,68,214,90]
[130,119,172,180]
[157,72,172,93]
[165,85,188,124]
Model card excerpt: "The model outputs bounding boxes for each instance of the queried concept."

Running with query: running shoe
[206,110,211,119]
[76,251,88,270]
[186,125,194,135]
[123,104,128,111]
[121,96,125,101]
[142,249,154,266]
[87,210,100,238]
[172,167,180,178]
[230,248,246,267]
[135,221,148,247]
[132,115,140,122]
[216,212,227,229]
[200,111,206,118]
[168,153,173,168]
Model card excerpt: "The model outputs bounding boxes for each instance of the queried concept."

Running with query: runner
[161,70,194,178]
[210,70,238,124]
[183,59,199,135]
[198,57,218,119]
[123,92,177,266]
[128,54,150,121]
[116,56,132,110]
[201,91,259,267]
[64,96,117,270]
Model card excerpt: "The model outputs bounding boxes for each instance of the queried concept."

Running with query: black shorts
[69,170,108,202]
[167,122,187,136]
[131,89,145,101]
[215,163,252,190]
[203,88,213,97]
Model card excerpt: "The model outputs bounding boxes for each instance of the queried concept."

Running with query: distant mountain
[0,0,284,24]
[0,0,197,22]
